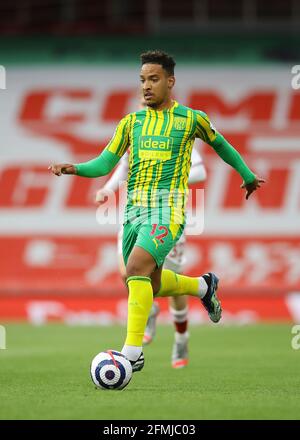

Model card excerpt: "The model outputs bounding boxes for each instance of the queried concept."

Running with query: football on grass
[90,350,133,390]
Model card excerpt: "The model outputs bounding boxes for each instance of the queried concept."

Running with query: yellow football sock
[125,276,153,347]
[156,269,199,297]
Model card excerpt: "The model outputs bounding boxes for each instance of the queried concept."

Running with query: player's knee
[126,261,151,279]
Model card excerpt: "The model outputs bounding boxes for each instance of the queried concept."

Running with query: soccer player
[49,50,265,373]
[95,146,207,368]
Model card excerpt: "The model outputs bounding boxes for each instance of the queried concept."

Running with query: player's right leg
[120,225,159,346]
[118,228,149,370]
[121,222,159,372]
[121,219,182,372]
[122,245,159,372]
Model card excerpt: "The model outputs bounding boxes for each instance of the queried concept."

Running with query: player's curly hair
[140,50,176,76]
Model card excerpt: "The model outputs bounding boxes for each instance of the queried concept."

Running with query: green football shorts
[122,221,184,268]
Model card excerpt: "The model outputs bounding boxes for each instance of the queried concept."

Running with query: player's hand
[241,176,266,200]
[48,164,77,176]
[95,188,108,206]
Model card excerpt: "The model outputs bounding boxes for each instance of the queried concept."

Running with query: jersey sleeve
[102,151,129,192]
[75,115,131,178]
[194,110,218,144]
[106,115,131,158]
[194,110,256,184]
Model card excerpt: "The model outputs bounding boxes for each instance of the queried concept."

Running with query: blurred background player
[95,145,207,368]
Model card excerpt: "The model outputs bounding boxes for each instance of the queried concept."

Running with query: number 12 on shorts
[150,224,169,244]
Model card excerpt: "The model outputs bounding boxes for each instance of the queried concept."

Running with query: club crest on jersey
[174,117,186,130]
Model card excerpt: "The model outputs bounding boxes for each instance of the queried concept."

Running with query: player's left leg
[156,269,222,323]
[132,229,221,327]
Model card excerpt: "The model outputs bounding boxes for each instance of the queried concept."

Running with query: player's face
[140,64,175,108]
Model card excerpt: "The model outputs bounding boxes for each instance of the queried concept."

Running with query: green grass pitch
[1,323,300,420]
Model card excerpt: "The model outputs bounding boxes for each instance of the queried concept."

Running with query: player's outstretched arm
[49,115,131,179]
[48,150,120,178]
[48,163,77,176]
[210,133,265,199]
[195,111,266,199]
[241,177,266,200]
[75,150,121,178]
